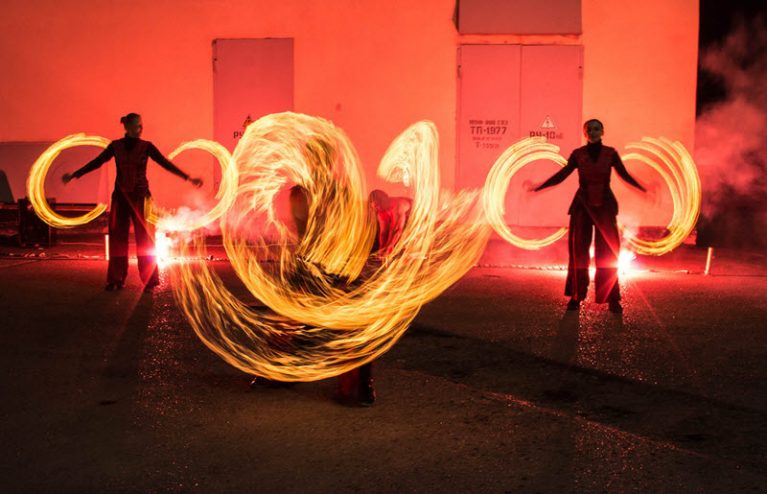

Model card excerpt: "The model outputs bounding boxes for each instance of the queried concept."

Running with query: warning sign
[530,115,563,140]
[233,114,254,140]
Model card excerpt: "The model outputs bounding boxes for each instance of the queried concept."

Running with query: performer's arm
[385,199,411,254]
[375,211,391,252]
[65,145,114,181]
[147,143,191,181]
[612,151,647,192]
[533,155,576,191]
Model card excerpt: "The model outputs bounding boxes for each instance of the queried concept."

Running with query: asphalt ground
[1,238,766,493]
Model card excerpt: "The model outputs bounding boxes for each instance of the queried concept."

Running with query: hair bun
[120,113,140,126]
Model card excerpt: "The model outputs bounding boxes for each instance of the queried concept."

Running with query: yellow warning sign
[540,115,556,129]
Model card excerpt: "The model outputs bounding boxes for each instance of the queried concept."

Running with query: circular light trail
[145,139,238,232]
[482,137,569,250]
[620,137,701,255]
[26,134,110,228]
[27,118,702,382]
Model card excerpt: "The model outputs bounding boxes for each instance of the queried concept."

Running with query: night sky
[695,0,767,248]
[697,0,766,114]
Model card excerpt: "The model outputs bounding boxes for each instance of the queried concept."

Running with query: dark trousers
[107,189,159,286]
[337,363,374,401]
[565,204,621,304]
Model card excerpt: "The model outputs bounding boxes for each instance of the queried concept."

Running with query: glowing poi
[620,137,701,255]
[481,136,701,254]
[26,134,110,228]
[482,137,569,250]
[27,116,703,382]
[145,139,237,232]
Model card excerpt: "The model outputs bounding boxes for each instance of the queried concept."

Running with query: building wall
[0,0,697,218]
[582,0,699,224]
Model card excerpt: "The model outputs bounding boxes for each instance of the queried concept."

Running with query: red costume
[536,141,644,303]
[72,137,191,287]
[370,192,412,256]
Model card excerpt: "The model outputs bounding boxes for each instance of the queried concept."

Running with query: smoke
[695,15,767,248]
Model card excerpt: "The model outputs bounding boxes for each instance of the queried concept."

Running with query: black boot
[357,363,375,406]
[566,298,581,311]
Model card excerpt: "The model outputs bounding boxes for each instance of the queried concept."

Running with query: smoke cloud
[695,15,767,247]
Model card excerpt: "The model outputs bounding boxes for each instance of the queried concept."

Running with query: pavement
[1,235,766,493]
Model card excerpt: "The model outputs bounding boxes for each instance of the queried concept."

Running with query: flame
[170,113,490,381]
[482,137,568,249]
[145,139,238,232]
[26,134,109,228]
[620,137,701,255]
[27,117,702,382]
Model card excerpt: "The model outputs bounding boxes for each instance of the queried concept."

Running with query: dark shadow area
[388,322,767,469]
[550,310,580,362]
[100,294,154,382]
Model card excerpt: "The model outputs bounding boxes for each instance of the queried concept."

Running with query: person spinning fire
[285,184,379,406]
[530,119,646,313]
[62,113,203,292]
[368,189,412,257]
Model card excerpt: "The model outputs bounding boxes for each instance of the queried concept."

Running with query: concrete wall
[0,0,697,222]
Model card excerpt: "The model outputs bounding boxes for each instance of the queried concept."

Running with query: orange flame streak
[27,123,702,382]
[26,134,110,228]
[620,137,701,255]
[145,139,237,232]
[481,136,700,255]
[170,113,490,381]
[482,137,569,250]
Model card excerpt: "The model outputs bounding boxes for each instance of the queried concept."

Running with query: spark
[155,230,173,267]
[618,250,637,275]
[145,139,238,233]
[586,247,635,279]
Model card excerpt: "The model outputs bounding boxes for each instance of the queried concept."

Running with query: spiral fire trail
[27,116,702,382]
[171,113,490,381]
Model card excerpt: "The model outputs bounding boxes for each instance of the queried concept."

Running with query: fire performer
[531,119,646,313]
[286,184,379,405]
[62,113,203,292]
[368,189,412,257]
[334,189,411,405]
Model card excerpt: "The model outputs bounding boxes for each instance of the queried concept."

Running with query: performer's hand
[188,177,203,188]
[62,173,73,184]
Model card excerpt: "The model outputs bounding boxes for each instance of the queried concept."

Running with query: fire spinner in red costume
[63,113,202,292]
[533,119,646,313]
[369,189,413,257]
